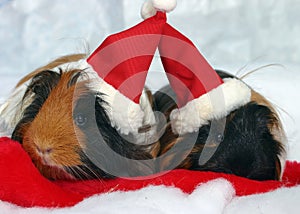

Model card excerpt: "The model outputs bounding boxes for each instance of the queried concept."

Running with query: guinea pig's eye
[74,114,88,127]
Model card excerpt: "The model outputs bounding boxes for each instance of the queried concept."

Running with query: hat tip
[141,0,177,19]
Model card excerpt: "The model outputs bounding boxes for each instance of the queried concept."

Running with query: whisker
[266,98,294,124]
[66,164,104,182]
[73,166,92,180]
[65,167,79,179]
[239,64,285,80]
[234,55,266,77]
[80,165,104,181]
[67,166,87,181]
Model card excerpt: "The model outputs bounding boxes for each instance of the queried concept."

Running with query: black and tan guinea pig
[153,70,286,181]
[0,54,159,180]
[0,54,286,181]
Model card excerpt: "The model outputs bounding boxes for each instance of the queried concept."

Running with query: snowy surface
[0,0,300,213]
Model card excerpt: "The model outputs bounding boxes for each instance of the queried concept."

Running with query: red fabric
[0,137,299,208]
[158,23,223,107]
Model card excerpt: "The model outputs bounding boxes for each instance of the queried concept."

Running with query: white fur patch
[170,78,251,135]
[0,83,33,137]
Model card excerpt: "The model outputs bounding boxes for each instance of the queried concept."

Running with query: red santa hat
[142,0,251,135]
[76,4,169,136]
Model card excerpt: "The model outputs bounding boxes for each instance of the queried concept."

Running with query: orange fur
[22,70,87,180]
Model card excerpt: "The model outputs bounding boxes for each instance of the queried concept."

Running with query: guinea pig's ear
[22,70,61,120]
[24,70,61,99]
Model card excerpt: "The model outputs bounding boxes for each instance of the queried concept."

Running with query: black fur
[154,70,284,181]
[189,102,283,180]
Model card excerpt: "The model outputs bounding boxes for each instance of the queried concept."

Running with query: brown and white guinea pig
[153,70,287,181]
[0,54,158,180]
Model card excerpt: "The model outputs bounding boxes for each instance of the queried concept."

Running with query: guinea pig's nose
[36,145,53,155]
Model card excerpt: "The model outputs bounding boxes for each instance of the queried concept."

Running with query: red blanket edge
[0,137,299,208]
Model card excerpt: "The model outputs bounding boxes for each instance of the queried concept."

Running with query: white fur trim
[141,0,177,19]
[170,78,251,135]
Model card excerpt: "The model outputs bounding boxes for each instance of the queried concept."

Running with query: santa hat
[142,0,251,135]
[70,4,169,136]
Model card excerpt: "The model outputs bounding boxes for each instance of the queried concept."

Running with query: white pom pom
[141,0,177,19]
[152,0,177,12]
[141,0,157,19]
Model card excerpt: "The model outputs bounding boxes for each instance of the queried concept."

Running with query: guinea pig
[153,70,286,181]
[1,54,158,180]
